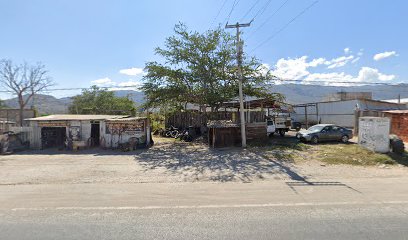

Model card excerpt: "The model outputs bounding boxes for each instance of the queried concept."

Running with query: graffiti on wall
[69,126,81,140]
[106,121,145,135]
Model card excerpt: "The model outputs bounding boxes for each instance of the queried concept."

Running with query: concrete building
[25,115,151,150]
[292,99,407,128]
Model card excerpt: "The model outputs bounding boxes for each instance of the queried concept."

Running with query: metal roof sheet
[382,110,408,114]
[25,114,129,121]
[105,117,147,122]
[207,120,239,128]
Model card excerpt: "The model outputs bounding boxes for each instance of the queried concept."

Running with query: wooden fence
[165,111,266,129]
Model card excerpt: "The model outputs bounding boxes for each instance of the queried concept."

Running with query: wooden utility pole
[225,21,251,148]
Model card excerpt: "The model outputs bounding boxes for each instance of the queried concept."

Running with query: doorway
[41,127,66,149]
[91,123,100,146]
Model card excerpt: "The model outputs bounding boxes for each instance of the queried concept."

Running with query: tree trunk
[18,95,24,127]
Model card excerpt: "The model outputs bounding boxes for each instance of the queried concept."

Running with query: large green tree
[141,23,282,111]
[69,86,136,115]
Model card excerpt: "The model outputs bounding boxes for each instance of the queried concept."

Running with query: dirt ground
[1,135,407,185]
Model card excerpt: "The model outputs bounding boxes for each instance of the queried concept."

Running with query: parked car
[296,124,353,144]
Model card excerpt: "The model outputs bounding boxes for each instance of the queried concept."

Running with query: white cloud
[269,53,396,86]
[357,67,395,82]
[119,67,146,76]
[373,51,398,61]
[344,48,351,54]
[326,55,355,69]
[358,49,364,56]
[270,53,356,80]
[271,56,311,79]
[91,77,116,86]
[117,80,142,87]
[308,57,326,67]
[351,57,360,64]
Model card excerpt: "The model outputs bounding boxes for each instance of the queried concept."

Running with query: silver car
[296,124,353,144]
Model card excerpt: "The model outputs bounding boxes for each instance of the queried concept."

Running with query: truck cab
[266,117,290,137]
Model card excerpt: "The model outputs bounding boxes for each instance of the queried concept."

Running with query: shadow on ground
[134,139,308,183]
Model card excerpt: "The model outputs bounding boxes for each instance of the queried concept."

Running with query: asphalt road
[1,178,408,240]
[1,203,408,240]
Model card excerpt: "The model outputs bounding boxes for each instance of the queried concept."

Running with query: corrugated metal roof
[207,120,239,128]
[25,114,129,121]
[383,110,408,114]
[105,117,147,122]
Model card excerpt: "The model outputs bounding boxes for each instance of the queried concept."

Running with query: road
[2,203,408,240]
[1,177,408,240]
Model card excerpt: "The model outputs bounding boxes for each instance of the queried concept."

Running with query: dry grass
[248,136,408,166]
[292,143,408,166]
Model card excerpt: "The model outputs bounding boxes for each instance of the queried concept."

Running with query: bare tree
[0,59,54,126]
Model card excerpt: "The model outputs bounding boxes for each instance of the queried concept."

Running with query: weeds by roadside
[248,136,408,167]
[313,144,408,166]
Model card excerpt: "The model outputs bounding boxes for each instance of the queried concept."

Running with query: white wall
[358,117,390,153]
[100,119,148,148]
[292,100,358,127]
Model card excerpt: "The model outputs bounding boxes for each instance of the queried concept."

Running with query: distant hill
[3,94,72,114]
[2,91,145,115]
[2,84,407,114]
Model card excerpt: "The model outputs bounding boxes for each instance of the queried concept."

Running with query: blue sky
[0,0,407,99]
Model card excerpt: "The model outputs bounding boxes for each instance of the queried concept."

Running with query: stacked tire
[390,135,405,154]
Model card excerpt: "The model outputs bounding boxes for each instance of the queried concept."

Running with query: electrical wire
[246,0,290,40]
[240,0,261,22]
[251,0,273,22]
[251,1,318,53]
[211,0,229,27]
[225,0,240,24]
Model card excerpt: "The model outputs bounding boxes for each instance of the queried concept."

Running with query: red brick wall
[387,113,408,142]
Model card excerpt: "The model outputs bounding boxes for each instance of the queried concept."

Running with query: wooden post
[305,105,309,129]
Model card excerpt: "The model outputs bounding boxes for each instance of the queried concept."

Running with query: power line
[251,0,273,22]
[0,85,141,93]
[240,0,261,22]
[211,0,229,27]
[251,1,318,53]
[0,79,407,94]
[225,0,240,24]
[246,0,290,40]
[269,78,407,86]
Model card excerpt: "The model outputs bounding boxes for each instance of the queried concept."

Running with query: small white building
[358,117,391,153]
[25,115,151,150]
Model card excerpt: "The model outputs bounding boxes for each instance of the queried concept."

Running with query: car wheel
[268,132,274,137]
[341,135,349,143]
[311,136,319,144]
[279,130,285,137]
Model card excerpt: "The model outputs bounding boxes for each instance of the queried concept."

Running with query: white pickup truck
[266,117,292,137]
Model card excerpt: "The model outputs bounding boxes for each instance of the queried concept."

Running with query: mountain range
[2,84,408,114]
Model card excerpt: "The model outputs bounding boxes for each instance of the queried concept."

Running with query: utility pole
[226,21,251,148]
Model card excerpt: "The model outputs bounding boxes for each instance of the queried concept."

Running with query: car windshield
[307,125,324,133]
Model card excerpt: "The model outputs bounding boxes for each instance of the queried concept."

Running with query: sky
[0,0,407,99]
